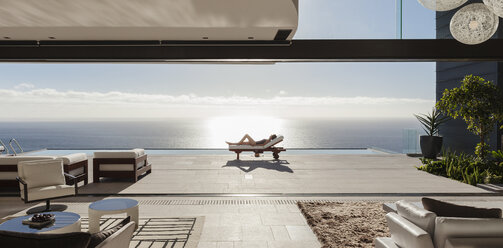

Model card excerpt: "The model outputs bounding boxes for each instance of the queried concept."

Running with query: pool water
[25,148,388,156]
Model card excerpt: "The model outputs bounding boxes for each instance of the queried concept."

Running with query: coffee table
[0,212,81,234]
[88,198,138,233]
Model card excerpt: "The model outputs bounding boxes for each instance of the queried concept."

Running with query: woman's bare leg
[226,134,256,145]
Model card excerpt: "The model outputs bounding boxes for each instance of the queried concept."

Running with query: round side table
[0,212,81,234]
[88,198,138,233]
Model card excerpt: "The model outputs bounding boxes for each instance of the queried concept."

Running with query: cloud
[0,87,434,120]
[13,83,35,90]
[0,88,433,106]
[279,90,287,95]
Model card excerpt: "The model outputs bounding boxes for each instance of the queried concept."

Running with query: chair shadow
[223,160,293,173]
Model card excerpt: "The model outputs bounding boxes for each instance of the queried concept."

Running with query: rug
[80,216,204,248]
[298,202,390,248]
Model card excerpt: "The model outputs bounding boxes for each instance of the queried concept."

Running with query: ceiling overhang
[0,0,298,41]
[0,39,502,63]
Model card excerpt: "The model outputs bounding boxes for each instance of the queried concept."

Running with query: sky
[0,0,437,121]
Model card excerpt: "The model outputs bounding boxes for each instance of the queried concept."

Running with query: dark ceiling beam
[0,39,502,62]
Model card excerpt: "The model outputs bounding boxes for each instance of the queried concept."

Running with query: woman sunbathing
[226,134,277,146]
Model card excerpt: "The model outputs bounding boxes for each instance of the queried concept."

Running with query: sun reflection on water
[205,116,284,148]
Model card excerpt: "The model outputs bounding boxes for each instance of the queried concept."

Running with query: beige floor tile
[270,226,290,241]
[217,242,234,248]
[197,242,217,248]
[201,226,242,241]
[285,226,317,241]
[267,240,320,248]
[233,241,269,248]
[242,225,274,241]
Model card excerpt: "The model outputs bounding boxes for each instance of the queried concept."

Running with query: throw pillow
[422,197,502,218]
[88,216,131,248]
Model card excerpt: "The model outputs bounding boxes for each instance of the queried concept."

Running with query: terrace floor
[2,153,502,248]
[78,153,488,195]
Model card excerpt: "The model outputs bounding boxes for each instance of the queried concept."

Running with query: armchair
[17,159,80,214]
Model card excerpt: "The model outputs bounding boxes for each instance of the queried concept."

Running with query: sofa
[375,200,503,248]
[93,149,151,183]
[0,153,88,187]
[0,221,135,248]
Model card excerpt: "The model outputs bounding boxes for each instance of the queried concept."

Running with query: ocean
[0,118,422,153]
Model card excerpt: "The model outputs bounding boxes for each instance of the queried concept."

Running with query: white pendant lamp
[417,0,468,11]
[483,0,503,18]
[450,3,499,45]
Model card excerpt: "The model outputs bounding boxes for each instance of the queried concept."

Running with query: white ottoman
[93,149,151,183]
[88,198,139,234]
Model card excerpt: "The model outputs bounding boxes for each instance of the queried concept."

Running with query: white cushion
[396,200,437,237]
[434,217,503,248]
[100,161,145,171]
[22,184,74,201]
[0,172,18,180]
[94,149,145,159]
[95,222,135,248]
[229,145,265,150]
[445,237,503,248]
[386,212,434,248]
[375,237,399,248]
[0,156,55,165]
[60,153,87,164]
[264,135,284,148]
[18,159,65,189]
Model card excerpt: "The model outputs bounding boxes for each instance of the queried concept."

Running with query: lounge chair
[228,135,285,160]
[93,149,151,183]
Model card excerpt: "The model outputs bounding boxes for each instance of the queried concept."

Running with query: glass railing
[295,0,435,39]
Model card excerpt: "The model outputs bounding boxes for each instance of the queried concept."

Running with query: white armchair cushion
[434,217,503,248]
[18,159,66,189]
[23,185,75,201]
[60,153,87,165]
[0,156,55,165]
[386,212,434,248]
[396,200,437,236]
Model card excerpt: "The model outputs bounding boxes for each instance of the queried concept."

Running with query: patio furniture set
[0,198,138,248]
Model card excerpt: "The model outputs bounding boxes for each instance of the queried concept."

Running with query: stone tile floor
[3,196,503,248]
[78,154,488,194]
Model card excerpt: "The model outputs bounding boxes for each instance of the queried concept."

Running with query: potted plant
[414,108,450,159]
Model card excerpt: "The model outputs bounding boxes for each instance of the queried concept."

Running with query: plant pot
[420,135,443,159]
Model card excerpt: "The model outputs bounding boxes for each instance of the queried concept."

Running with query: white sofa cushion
[60,153,87,164]
[396,200,437,237]
[386,212,434,248]
[434,217,503,248]
[18,159,66,189]
[94,149,145,159]
[0,156,55,165]
[374,237,399,248]
[23,184,75,201]
[445,237,503,248]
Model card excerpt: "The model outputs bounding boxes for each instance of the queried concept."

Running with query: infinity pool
[25,148,388,156]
